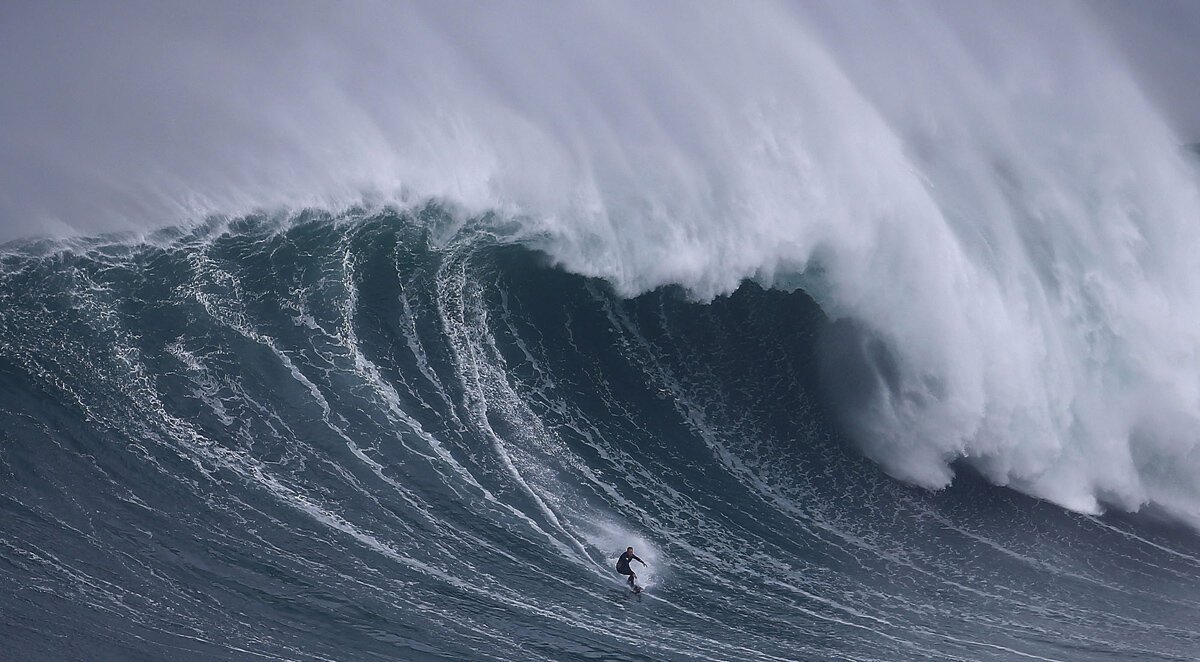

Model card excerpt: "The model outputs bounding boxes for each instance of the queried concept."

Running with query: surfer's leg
[618,566,634,585]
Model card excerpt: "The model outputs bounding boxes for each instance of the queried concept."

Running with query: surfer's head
[627,547,634,552]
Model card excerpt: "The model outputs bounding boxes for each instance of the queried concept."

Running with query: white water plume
[5,1,1200,522]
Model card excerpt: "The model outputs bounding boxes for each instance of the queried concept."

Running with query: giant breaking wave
[5,1,1200,520]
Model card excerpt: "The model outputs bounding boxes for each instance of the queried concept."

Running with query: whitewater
[4,2,1200,660]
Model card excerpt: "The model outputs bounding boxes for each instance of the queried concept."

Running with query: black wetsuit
[616,551,643,585]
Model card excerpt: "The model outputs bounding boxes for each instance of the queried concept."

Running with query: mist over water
[5,0,1200,526]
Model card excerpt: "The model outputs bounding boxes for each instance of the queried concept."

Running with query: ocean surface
[2,209,1199,661]
[6,2,1200,660]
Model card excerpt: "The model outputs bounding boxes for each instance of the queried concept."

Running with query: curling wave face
[2,211,1200,660]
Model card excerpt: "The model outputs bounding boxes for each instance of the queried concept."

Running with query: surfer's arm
[633,554,646,565]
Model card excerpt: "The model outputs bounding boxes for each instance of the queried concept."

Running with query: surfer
[616,547,646,588]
